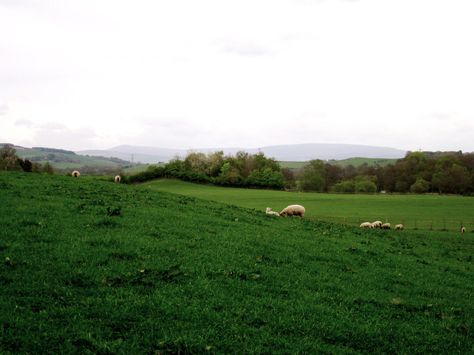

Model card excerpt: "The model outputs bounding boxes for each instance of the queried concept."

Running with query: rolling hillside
[1,144,135,172]
[0,172,473,353]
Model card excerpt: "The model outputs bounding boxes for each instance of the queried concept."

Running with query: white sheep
[461,226,466,233]
[279,204,305,217]
[360,222,373,228]
[381,223,391,230]
[395,224,404,230]
[114,175,121,183]
[71,170,80,178]
[265,207,280,217]
[371,221,382,229]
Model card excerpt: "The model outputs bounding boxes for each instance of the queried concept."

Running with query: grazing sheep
[461,226,466,233]
[395,224,404,230]
[265,207,280,217]
[114,175,121,183]
[360,222,373,229]
[381,223,391,230]
[279,204,305,217]
[71,170,80,178]
[371,221,382,229]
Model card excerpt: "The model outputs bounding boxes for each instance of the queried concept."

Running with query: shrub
[355,179,377,193]
[332,180,355,193]
[410,178,430,193]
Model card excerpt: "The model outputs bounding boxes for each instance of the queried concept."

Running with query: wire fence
[310,215,474,233]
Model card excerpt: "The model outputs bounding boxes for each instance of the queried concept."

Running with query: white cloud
[1,0,474,152]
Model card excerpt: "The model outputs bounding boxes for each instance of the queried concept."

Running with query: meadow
[142,179,474,232]
[1,172,473,353]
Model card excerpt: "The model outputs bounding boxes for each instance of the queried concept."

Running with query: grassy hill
[143,179,474,231]
[1,172,473,353]
[279,158,397,170]
[328,157,397,167]
[2,144,134,173]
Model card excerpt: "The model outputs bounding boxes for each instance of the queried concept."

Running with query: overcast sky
[1,0,474,152]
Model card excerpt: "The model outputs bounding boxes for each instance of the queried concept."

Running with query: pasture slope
[1,172,474,353]
[143,179,474,232]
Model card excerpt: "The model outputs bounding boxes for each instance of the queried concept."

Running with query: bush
[332,180,355,193]
[355,179,377,193]
[410,178,430,193]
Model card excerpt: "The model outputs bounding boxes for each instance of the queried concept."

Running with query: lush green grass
[143,179,474,231]
[278,161,308,169]
[1,172,474,353]
[328,157,397,167]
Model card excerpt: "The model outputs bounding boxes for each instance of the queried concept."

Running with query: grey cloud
[0,104,8,115]
[430,113,451,121]
[0,0,39,8]
[15,119,34,127]
[33,126,98,150]
[15,120,66,130]
[141,118,211,137]
[214,38,276,57]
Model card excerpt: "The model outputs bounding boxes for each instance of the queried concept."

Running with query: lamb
[360,222,373,228]
[394,224,404,230]
[371,221,382,229]
[279,204,305,217]
[71,170,80,178]
[461,226,466,233]
[381,223,391,230]
[265,207,280,217]
[114,175,121,183]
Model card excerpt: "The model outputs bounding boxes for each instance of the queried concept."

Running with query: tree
[0,145,20,171]
[354,176,377,193]
[299,160,327,192]
[18,158,33,172]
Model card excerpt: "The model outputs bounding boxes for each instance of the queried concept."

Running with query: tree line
[297,151,474,194]
[128,151,288,188]
[129,150,474,195]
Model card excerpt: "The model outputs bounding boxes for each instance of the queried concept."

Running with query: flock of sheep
[359,221,404,230]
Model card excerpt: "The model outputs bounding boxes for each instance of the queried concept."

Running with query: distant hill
[1,143,134,173]
[77,143,407,163]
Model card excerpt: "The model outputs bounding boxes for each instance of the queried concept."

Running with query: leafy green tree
[299,160,326,192]
[217,162,242,185]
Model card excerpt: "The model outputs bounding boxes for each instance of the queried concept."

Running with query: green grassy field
[328,157,397,167]
[1,172,473,353]
[279,158,397,170]
[278,161,308,169]
[142,179,474,231]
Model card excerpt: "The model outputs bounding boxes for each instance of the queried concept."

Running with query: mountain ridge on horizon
[78,143,407,164]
